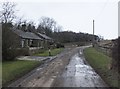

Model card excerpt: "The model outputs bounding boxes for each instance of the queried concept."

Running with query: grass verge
[35,48,64,56]
[2,60,40,86]
[84,47,118,87]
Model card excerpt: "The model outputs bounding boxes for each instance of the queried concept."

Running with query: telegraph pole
[93,20,95,47]
[93,20,94,35]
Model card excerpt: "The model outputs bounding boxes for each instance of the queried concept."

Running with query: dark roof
[12,29,42,40]
[26,32,42,40]
[37,33,52,40]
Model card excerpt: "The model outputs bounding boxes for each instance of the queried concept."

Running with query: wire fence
[94,42,113,57]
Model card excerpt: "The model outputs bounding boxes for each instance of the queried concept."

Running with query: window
[21,39,25,47]
[29,40,33,46]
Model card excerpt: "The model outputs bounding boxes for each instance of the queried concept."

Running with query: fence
[95,43,112,57]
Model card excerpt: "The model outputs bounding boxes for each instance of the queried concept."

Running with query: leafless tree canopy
[54,25,62,32]
[39,16,56,31]
[0,2,16,23]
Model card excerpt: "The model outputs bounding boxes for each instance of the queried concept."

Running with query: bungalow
[7,28,55,56]
[36,33,54,49]
[11,29,43,48]
[37,33,52,41]
[7,29,44,55]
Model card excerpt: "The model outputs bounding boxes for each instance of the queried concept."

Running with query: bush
[3,48,29,61]
[56,43,64,48]
[112,37,119,74]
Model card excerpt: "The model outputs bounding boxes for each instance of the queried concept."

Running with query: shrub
[111,37,119,74]
[56,43,64,48]
[3,48,29,61]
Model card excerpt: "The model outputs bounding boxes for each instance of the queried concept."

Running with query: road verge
[84,47,118,88]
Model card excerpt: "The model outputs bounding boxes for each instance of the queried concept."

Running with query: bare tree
[0,1,16,23]
[37,16,56,36]
[39,16,56,30]
[38,17,56,30]
[26,21,36,32]
[54,25,62,32]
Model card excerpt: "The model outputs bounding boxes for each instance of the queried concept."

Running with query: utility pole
[93,20,94,35]
[93,20,95,47]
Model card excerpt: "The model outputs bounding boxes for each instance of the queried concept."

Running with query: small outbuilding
[36,33,54,49]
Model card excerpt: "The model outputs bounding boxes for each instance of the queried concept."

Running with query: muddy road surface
[8,46,108,88]
[52,47,108,88]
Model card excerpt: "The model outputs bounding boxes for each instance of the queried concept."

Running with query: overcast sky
[1,0,119,39]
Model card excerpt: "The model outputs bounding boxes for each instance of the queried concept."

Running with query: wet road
[7,46,109,88]
[7,47,77,87]
[53,47,108,88]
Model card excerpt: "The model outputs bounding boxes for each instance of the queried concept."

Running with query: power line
[95,0,110,20]
[80,0,110,33]
[95,0,119,20]
[79,0,117,35]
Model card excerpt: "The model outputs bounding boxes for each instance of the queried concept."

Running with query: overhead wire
[79,0,109,34]
[79,0,118,35]
[95,0,110,20]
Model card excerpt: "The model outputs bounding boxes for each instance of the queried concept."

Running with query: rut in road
[8,47,79,87]
[52,47,108,88]
[8,46,108,88]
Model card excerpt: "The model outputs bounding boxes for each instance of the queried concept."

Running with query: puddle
[61,52,108,87]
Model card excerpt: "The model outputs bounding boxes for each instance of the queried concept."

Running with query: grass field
[84,47,118,87]
[2,60,40,86]
[35,48,64,56]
